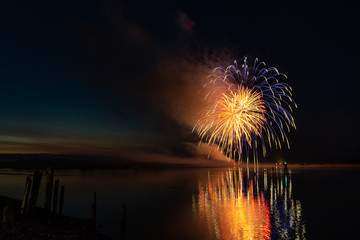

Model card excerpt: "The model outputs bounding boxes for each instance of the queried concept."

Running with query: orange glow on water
[193,169,271,240]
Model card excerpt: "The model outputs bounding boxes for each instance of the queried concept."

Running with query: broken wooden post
[33,170,42,205]
[21,176,32,214]
[91,191,96,221]
[2,205,10,230]
[59,185,65,216]
[52,179,59,214]
[44,167,54,212]
[120,204,126,240]
[28,170,42,213]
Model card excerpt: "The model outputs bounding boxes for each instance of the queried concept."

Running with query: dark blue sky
[0,0,162,155]
[0,0,358,162]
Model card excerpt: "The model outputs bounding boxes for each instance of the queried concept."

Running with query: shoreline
[0,162,359,172]
[0,195,111,240]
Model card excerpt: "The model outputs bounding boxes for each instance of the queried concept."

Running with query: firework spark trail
[193,57,297,164]
[195,86,267,160]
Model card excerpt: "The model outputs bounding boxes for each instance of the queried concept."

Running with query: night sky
[1,0,358,163]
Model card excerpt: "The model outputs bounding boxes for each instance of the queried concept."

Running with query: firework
[193,57,297,163]
[195,86,267,160]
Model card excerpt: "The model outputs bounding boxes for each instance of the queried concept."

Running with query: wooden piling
[59,185,65,216]
[44,167,54,212]
[34,171,42,203]
[91,191,96,221]
[21,176,32,214]
[27,170,43,213]
[120,204,126,240]
[2,205,10,230]
[52,179,59,214]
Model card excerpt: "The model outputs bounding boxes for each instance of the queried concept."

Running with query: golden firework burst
[194,86,267,159]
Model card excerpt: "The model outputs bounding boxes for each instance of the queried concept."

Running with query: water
[0,165,359,239]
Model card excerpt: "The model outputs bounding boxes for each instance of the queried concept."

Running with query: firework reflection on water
[192,168,306,240]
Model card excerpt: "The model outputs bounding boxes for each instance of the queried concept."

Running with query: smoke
[68,1,235,161]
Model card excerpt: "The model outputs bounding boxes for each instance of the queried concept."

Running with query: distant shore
[0,153,359,170]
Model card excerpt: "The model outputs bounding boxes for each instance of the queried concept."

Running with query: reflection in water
[192,168,306,240]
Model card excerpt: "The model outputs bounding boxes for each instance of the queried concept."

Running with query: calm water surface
[0,165,359,239]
